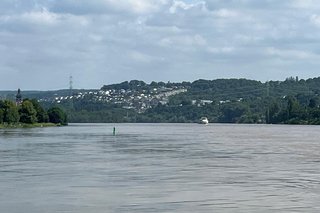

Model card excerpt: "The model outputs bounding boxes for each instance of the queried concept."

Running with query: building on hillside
[16,88,22,106]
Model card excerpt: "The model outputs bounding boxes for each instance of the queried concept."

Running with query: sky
[1,0,320,90]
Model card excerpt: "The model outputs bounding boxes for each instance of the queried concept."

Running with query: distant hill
[1,77,320,124]
[0,89,96,101]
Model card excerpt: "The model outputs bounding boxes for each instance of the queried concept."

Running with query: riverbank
[0,123,63,129]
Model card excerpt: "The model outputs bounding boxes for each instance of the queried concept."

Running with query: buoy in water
[113,127,116,136]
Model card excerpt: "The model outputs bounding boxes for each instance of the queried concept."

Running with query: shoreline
[0,123,64,129]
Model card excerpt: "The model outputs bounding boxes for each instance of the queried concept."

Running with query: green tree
[0,108,4,123]
[19,100,37,124]
[30,99,49,123]
[219,102,249,123]
[0,100,4,123]
[48,107,67,125]
[268,101,280,124]
[309,98,318,108]
[286,96,301,120]
[3,100,20,123]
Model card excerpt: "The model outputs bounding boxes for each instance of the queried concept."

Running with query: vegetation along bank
[0,98,67,128]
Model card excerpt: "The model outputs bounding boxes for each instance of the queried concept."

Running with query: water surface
[1,123,320,212]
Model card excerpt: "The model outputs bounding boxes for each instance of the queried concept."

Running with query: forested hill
[137,77,320,124]
[99,77,320,101]
[2,77,320,124]
[71,77,320,124]
[171,77,320,100]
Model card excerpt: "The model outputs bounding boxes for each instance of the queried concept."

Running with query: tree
[219,102,249,123]
[19,100,37,124]
[0,100,4,123]
[0,108,4,123]
[309,98,318,108]
[48,107,67,125]
[30,99,49,123]
[286,96,301,120]
[268,101,280,124]
[2,100,20,123]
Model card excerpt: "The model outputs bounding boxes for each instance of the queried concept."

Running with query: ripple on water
[1,123,320,212]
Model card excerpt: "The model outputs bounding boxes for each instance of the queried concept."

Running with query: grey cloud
[205,0,291,10]
[49,0,115,15]
[1,0,320,90]
[49,0,171,15]
[0,0,37,14]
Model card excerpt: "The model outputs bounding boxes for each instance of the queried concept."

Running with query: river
[1,123,320,212]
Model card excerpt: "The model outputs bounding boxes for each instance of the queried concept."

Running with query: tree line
[23,77,320,124]
[59,94,320,124]
[0,99,67,125]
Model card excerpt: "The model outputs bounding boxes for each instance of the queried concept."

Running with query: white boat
[199,117,209,124]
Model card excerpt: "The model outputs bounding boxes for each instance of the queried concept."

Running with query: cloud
[169,0,207,14]
[205,0,290,10]
[207,46,235,54]
[266,47,317,59]
[1,0,320,89]
[50,0,170,15]
[20,8,58,25]
[160,34,207,49]
[128,50,165,63]
[310,14,320,26]
[212,8,239,18]
[291,0,320,9]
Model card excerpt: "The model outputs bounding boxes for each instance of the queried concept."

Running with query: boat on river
[199,117,209,124]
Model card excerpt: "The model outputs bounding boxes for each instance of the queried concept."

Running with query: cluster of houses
[39,86,188,112]
[7,86,243,113]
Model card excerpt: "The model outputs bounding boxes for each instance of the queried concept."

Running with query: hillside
[2,77,320,124]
